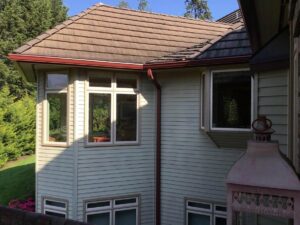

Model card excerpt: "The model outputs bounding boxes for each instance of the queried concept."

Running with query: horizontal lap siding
[36,73,75,217]
[158,73,243,225]
[258,70,288,154]
[76,74,156,225]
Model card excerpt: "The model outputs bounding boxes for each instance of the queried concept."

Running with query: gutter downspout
[147,68,161,225]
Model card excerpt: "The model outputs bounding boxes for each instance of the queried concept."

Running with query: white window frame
[210,68,254,132]
[200,73,206,130]
[86,72,140,147]
[43,73,69,147]
[43,197,68,218]
[85,196,139,225]
[186,200,226,225]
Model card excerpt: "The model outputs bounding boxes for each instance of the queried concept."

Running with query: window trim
[85,71,140,147]
[210,68,254,132]
[185,199,226,225]
[84,195,140,225]
[42,197,68,218]
[42,72,69,147]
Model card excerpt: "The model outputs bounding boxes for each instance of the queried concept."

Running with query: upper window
[186,200,226,225]
[43,198,68,218]
[211,70,252,130]
[87,73,139,146]
[85,196,139,225]
[45,73,68,145]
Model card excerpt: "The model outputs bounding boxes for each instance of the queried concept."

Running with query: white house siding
[257,70,288,154]
[75,71,156,225]
[158,71,244,225]
[36,72,76,217]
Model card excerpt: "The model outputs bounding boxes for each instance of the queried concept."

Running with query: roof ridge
[96,3,232,27]
[14,3,103,54]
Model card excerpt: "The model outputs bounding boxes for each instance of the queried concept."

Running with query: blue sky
[63,0,239,20]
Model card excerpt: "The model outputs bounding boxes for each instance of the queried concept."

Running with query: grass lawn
[0,155,35,206]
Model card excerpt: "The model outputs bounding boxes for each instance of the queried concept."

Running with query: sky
[63,0,239,20]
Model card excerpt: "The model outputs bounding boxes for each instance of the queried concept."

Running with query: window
[85,196,139,225]
[43,198,67,218]
[186,200,226,225]
[45,73,68,144]
[211,70,253,130]
[87,73,139,145]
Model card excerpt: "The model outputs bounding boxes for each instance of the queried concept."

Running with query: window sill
[42,142,69,148]
[206,131,253,149]
[84,141,140,148]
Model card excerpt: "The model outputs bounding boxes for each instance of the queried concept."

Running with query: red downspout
[147,68,161,225]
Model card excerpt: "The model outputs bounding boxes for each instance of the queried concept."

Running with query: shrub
[8,197,35,212]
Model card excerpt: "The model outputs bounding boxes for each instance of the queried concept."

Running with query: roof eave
[8,54,144,71]
[144,55,251,70]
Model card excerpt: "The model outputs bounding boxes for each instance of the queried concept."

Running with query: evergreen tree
[184,0,212,20]
[138,0,148,11]
[118,0,130,8]
[0,0,68,167]
[0,0,68,97]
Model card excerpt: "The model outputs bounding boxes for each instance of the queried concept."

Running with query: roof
[217,9,243,24]
[12,4,235,65]
[147,22,252,64]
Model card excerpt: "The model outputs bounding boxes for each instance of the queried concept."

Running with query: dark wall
[0,206,89,225]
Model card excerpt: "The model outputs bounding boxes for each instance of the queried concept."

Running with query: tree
[0,0,68,167]
[184,0,212,20]
[138,0,148,11]
[118,0,129,8]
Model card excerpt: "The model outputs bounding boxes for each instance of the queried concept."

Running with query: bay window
[44,73,68,145]
[211,70,253,130]
[87,72,139,146]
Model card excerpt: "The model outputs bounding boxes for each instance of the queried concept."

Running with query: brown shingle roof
[14,3,234,64]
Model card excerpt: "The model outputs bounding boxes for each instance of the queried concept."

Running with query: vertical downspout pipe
[147,68,161,225]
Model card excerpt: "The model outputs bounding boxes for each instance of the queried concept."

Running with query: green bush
[0,86,35,167]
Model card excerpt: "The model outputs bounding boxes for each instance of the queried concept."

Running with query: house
[8,0,300,225]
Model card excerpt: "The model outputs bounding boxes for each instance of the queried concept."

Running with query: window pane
[48,93,67,142]
[45,211,66,218]
[188,201,211,210]
[116,95,137,142]
[258,215,289,225]
[115,198,137,205]
[87,201,110,209]
[87,213,110,225]
[90,76,111,87]
[89,94,111,143]
[215,217,226,225]
[45,200,66,208]
[47,74,68,89]
[215,205,226,213]
[115,209,136,225]
[212,71,252,129]
[188,212,210,225]
[117,77,137,88]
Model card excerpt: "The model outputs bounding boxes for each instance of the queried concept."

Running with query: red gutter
[9,54,251,71]
[147,68,161,225]
[8,54,144,70]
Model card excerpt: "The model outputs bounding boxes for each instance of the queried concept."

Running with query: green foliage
[0,86,35,166]
[118,0,130,8]
[184,0,212,20]
[138,0,148,11]
[0,0,68,57]
[0,0,68,167]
